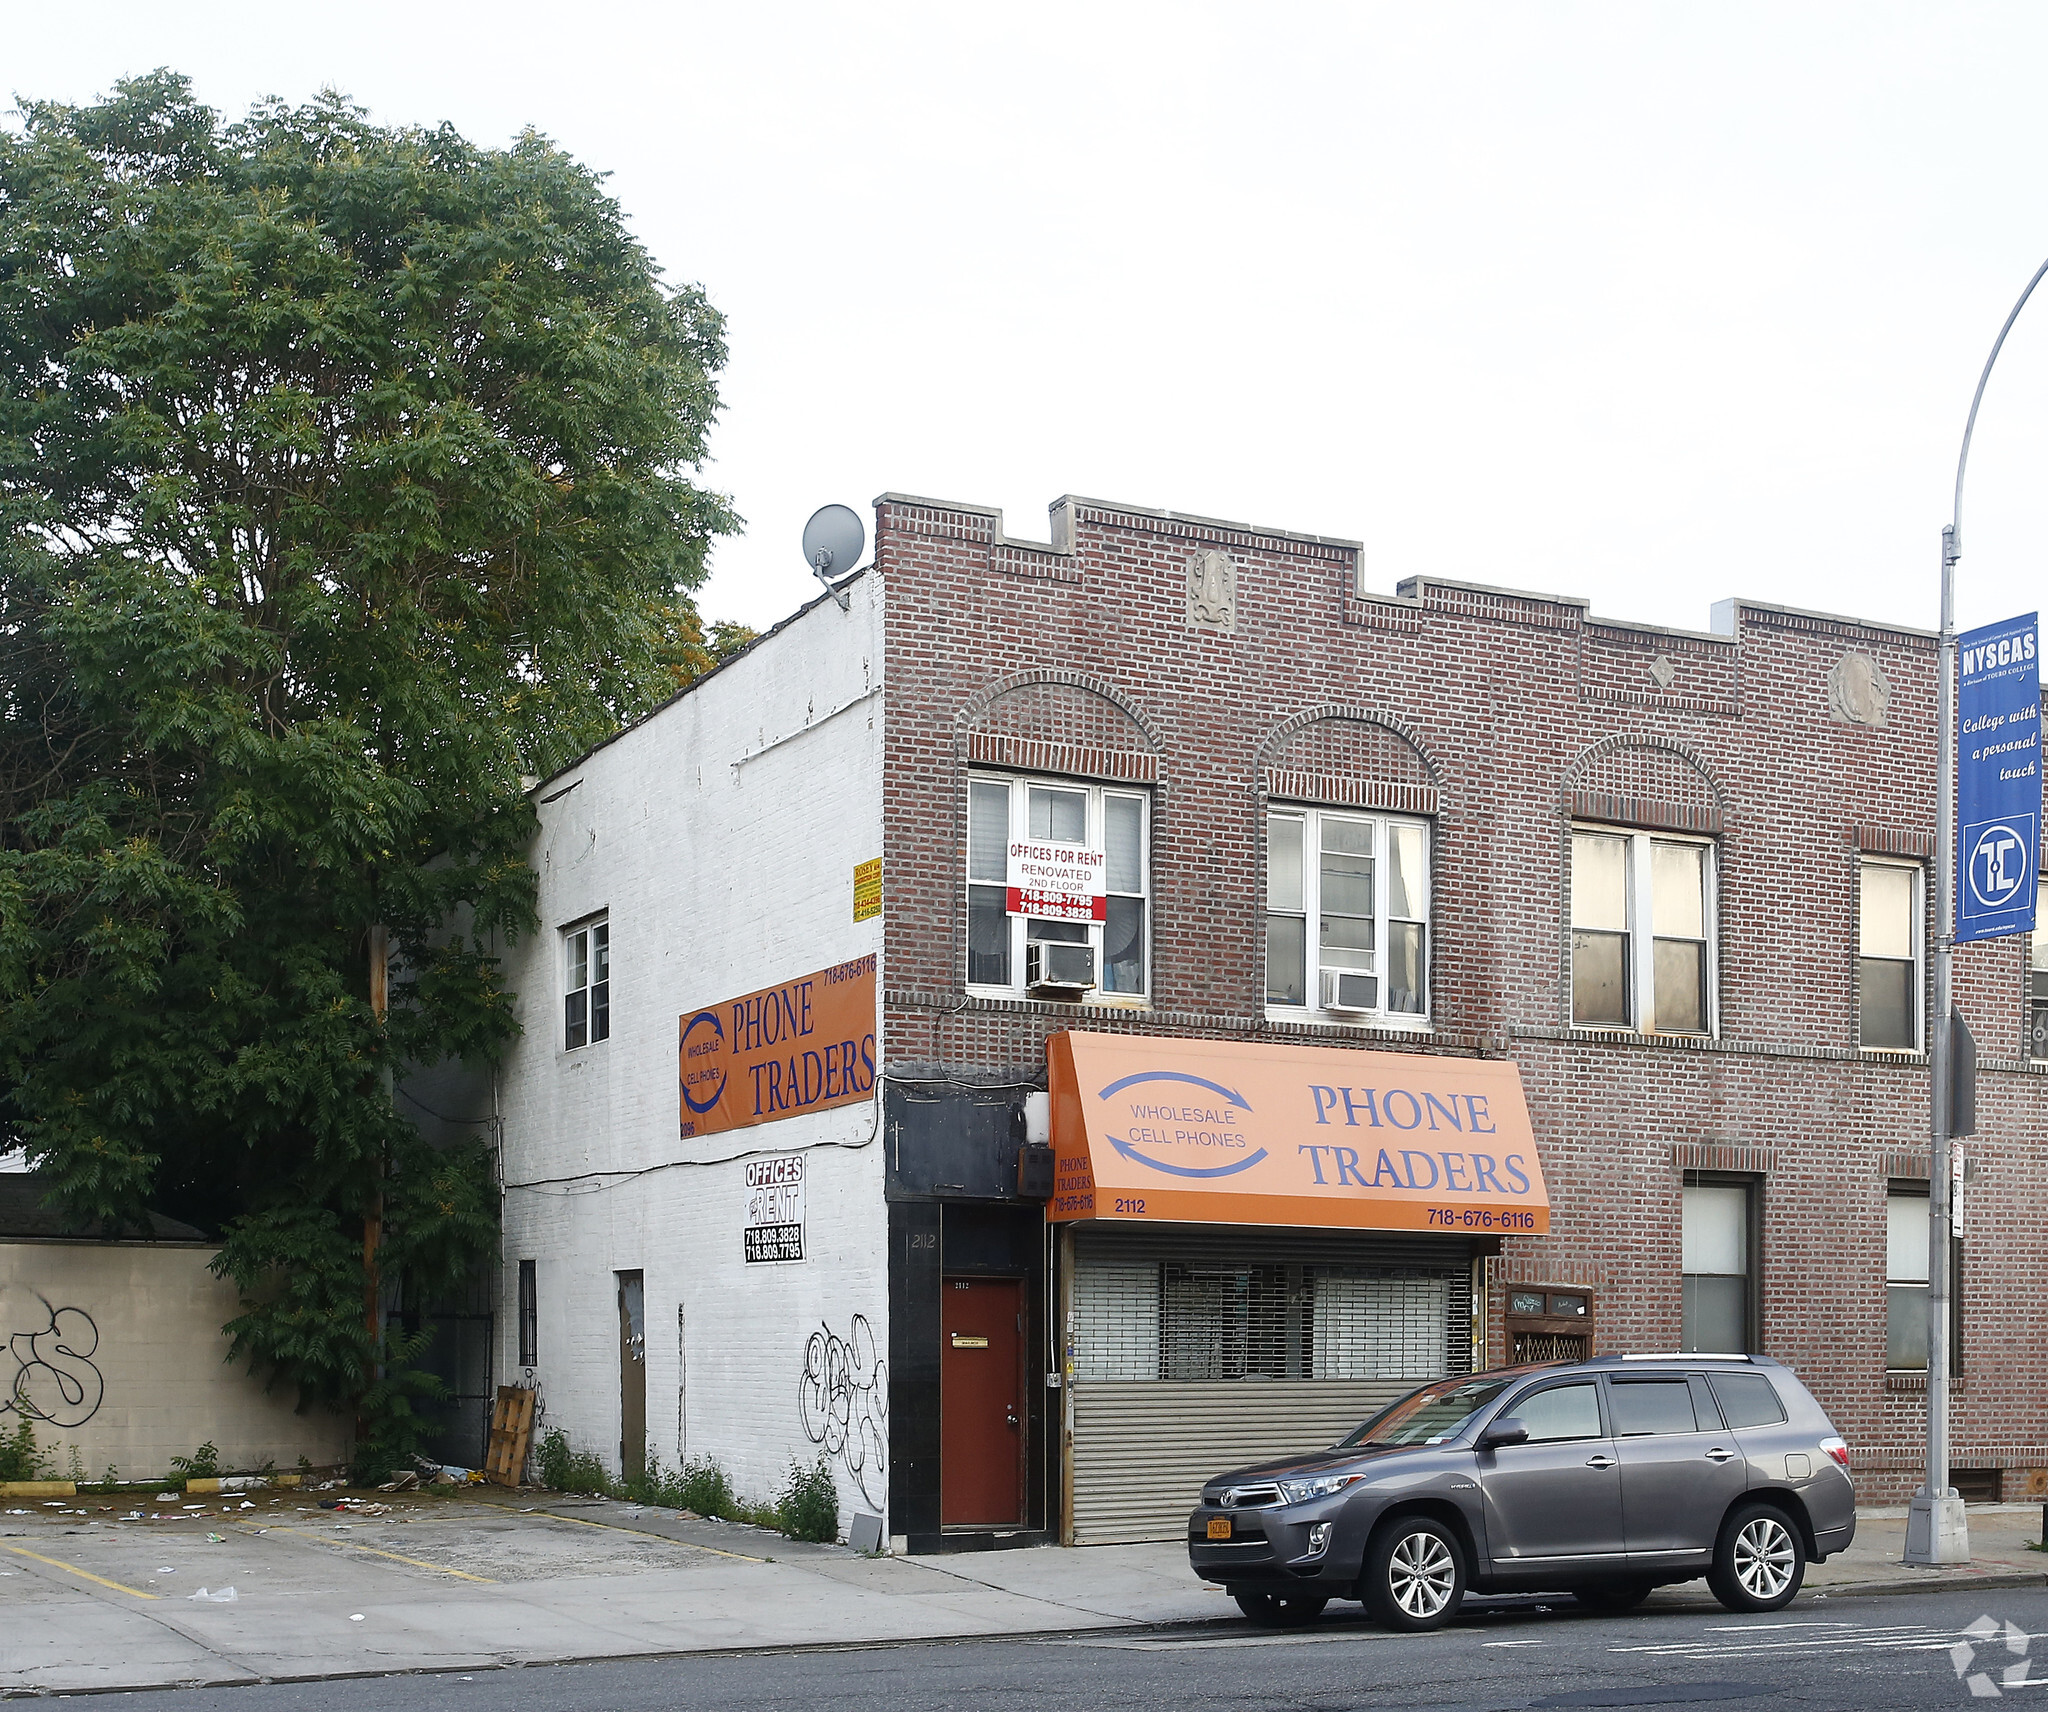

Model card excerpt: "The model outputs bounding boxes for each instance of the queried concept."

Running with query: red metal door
[940,1277,1023,1525]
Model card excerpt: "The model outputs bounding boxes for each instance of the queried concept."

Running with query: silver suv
[1188,1354,1853,1630]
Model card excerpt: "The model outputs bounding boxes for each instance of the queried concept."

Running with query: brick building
[495,489,2046,1554]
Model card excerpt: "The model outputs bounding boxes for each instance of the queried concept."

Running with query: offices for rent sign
[1957,613,2040,945]
[1006,838,1105,920]
[743,1155,806,1263]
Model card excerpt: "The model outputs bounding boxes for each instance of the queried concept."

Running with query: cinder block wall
[875,491,2047,1501]
[0,1244,350,1479]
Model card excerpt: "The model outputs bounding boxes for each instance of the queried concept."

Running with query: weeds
[535,1433,795,1532]
[169,1441,221,1480]
[777,1455,839,1543]
[0,1418,50,1482]
[535,1427,609,1496]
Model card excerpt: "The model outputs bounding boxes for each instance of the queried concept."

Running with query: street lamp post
[1904,253,2048,1567]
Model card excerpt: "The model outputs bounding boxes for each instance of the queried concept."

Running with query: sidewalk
[2,1490,2042,1695]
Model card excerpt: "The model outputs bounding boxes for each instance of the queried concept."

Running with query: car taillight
[1820,1435,1850,1468]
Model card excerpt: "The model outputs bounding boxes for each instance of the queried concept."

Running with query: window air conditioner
[1026,940,1097,996]
[1320,969,1378,1013]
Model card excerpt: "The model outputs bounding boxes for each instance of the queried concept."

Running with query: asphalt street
[61,1584,2048,1712]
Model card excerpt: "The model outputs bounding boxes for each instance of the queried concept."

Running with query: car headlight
[1277,1474,1360,1504]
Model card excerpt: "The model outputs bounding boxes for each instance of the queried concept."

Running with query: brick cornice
[1853,823,1934,859]
[1672,1142,1778,1175]
[1264,769,1437,815]
[1567,789,1724,834]
[966,733,1158,782]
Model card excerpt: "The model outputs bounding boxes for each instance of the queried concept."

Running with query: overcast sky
[13,3,2048,641]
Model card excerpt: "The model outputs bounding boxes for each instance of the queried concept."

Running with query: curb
[1805,1569,2048,1599]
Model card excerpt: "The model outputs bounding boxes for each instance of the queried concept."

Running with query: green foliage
[66,1443,85,1482]
[0,1417,50,1481]
[0,72,739,1426]
[348,1326,448,1485]
[535,1436,787,1530]
[777,1455,839,1544]
[169,1440,221,1479]
[535,1426,608,1496]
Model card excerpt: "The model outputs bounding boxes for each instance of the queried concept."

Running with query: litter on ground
[187,1586,237,1603]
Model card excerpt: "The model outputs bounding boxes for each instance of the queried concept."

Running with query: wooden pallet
[484,1384,537,1487]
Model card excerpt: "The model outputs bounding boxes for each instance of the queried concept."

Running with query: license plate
[1206,1517,1232,1540]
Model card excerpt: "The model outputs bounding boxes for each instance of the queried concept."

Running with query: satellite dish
[802,504,865,609]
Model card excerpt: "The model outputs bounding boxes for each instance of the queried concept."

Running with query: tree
[0,72,743,1466]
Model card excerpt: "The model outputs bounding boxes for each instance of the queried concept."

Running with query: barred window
[1073,1256,1468,1382]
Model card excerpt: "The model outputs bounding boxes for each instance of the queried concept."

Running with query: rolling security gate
[1067,1226,1477,1544]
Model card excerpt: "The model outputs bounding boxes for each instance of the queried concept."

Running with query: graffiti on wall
[1,1292,104,1428]
[797,1314,887,1512]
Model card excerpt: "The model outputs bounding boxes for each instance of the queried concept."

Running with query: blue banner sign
[1956,612,2040,944]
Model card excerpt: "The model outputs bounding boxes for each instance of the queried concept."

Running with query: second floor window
[2031,877,2048,1061]
[564,918,610,1049]
[966,776,1148,997]
[1858,859,1920,1051]
[1265,808,1429,1022]
[1570,829,1713,1034]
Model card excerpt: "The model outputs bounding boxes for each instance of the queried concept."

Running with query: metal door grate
[1510,1330,1588,1364]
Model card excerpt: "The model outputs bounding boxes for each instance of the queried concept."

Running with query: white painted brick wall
[497,576,887,1527]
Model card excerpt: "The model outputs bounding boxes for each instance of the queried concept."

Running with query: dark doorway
[940,1276,1023,1525]
[617,1270,646,1483]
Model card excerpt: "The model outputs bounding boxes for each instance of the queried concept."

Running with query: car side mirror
[1479,1418,1529,1450]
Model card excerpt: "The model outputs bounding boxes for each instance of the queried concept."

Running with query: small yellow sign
[853,857,882,922]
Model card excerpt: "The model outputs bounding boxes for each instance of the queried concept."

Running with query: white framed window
[1681,1177,1755,1354]
[1264,807,1429,1024]
[1886,1185,1959,1373]
[965,776,1149,998]
[1570,828,1714,1035]
[1858,859,1921,1051]
[563,917,610,1049]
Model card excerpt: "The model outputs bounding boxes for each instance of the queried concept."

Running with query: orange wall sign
[679,954,877,1138]
[1047,1031,1549,1234]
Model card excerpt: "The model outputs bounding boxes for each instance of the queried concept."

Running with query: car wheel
[1571,1579,1654,1613]
[1361,1515,1466,1632]
[1707,1503,1806,1613]
[1234,1591,1329,1626]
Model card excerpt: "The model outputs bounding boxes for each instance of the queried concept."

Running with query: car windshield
[1337,1375,1519,1447]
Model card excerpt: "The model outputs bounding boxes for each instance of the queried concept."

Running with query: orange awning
[1047,1031,1549,1234]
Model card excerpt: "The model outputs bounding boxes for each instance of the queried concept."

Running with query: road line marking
[236,1521,497,1582]
[2,1541,158,1598]
[538,1509,767,1562]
